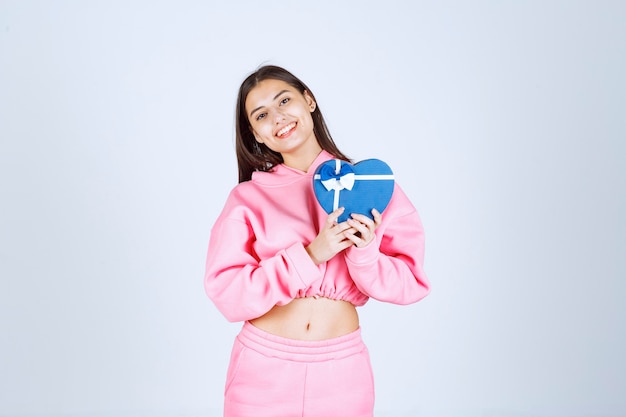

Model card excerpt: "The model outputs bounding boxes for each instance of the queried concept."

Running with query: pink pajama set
[204,150,430,417]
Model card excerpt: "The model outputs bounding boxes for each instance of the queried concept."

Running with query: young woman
[204,65,430,417]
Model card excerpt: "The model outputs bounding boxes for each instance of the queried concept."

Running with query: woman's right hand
[305,207,355,265]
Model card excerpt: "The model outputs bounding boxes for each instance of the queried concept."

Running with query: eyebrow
[249,89,290,118]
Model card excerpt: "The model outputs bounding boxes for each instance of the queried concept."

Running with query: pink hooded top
[204,150,430,322]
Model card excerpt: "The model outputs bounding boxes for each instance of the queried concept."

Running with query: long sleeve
[344,185,430,304]
[204,215,322,322]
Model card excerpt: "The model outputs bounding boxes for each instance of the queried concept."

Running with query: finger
[332,221,353,234]
[350,212,375,228]
[332,239,355,254]
[336,226,358,241]
[343,230,363,246]
[347,218,368,236]
[348,213,376,234]
[325,207,345,228]
[371,208,382,226]
[330,229,356,251]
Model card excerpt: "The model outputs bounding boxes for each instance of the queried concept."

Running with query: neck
[282,143,323,173]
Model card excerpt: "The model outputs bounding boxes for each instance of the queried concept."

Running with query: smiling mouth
[276,122,297,138]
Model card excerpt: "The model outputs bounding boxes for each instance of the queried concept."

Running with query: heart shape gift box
[313,158,395,223]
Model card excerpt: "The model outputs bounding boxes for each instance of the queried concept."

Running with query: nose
[274,109,286,124]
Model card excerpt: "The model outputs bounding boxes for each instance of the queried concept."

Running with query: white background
[1,1,624,416]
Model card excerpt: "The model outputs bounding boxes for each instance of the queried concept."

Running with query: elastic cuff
[284,242,323,286]
[344,240,379,266]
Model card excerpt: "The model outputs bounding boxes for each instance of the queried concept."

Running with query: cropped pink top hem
[204,150,430,323]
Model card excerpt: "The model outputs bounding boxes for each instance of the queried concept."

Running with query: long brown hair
[235,65,350,183]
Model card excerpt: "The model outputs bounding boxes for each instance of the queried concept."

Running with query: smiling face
[245,79,322,171]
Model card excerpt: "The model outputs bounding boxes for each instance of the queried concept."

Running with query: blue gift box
[313,158,395,223]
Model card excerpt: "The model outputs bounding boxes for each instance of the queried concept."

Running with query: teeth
[277,122,296,137]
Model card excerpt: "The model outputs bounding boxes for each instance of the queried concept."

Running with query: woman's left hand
[344,209,382,248]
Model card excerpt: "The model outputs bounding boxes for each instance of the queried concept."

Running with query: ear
[304,90,316,112]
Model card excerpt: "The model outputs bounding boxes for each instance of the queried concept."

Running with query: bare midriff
[249,297,359,341]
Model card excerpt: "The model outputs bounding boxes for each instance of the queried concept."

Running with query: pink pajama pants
[223,321,375,417]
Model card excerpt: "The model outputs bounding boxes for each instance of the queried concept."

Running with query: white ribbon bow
[321,172,355,191]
